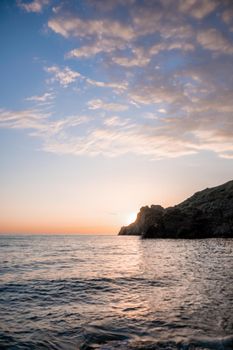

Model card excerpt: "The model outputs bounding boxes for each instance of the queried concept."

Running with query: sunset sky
[1,0,233,234]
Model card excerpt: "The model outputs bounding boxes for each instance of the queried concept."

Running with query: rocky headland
[119,180,233,238]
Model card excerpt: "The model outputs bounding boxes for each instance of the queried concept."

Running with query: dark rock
[118,180,233,239]
[119,205,165,236]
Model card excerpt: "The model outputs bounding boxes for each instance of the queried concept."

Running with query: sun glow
[126,212,137,225]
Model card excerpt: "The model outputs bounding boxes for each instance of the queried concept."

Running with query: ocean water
[0,235,233,350]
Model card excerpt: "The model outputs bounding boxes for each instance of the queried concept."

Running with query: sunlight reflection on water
[0,235,233,350]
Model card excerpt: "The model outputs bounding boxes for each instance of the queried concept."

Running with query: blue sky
[1,0,233,234]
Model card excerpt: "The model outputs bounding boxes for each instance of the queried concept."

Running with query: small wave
[187,335,233,350]
[1,336,233,350]
[0,276,167,295]
[80,335,233,350]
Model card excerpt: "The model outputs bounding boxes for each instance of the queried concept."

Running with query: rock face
[118,180,233,238]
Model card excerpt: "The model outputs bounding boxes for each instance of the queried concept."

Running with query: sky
[0,0,233,234]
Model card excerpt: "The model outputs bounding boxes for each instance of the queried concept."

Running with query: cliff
[118,180,233,238]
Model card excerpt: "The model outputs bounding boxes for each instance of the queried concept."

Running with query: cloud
[103,116,130,127]
[49,1,197,69]
[0,108,90,144]
[25,92,55,103]
[48,16,135,40]
[0,108,50,131]
[85,78,128,92]
[111,48,151,67]
[67,39,151,67]
[68,37,195,68]
[45,64,127,92]
[59,12,199,74]
[222,7,233,25]
[18,0,50,13]
[1,102,232,160]
[67,37,125,59]
[45,66,81,87]
[178,0,218,19]
[45,115,90,135]
[197,28,233,54]
[38,112,233,159]
[221,6,233,32]
[127,58,233,118]
[117,41,195,67]
[129,83,187,106]
[6,1,233,160]
[87,99,128,112]
[158,109,166,113]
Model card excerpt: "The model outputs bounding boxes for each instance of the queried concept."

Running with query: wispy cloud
[1,104,233,159]
[37,114,233,159]
[87,99,128,112]
[129,83,187,106]
[44,63,128,94]
[86,78,128,92]
[48,16,135,40]
[0,108,50,131]
[197,28,233,54]
[110,41,195,68]
[45,66,81,87]
[18,0,50,13]
[0,108,90,138]
[222,7,233,31]
[67,37,125,59]
[111,48,151,68]
[25,92,55,103]
[103,116,130,127]
[178,0,218,19]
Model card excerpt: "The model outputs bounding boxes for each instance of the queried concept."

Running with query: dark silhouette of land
[119,180,233,239]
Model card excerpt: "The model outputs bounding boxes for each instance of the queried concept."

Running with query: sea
[0,235,233,350]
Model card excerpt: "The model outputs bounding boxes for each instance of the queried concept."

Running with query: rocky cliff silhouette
[119,180,233,238]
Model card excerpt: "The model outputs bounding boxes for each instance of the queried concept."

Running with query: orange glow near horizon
[0,210,139,235]
[1,209,141,235]
[0,223,119,235]
[1,178,227,235]
[0,191,204,235]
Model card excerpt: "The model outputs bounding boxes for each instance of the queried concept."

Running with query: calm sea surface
[0,235,233,350]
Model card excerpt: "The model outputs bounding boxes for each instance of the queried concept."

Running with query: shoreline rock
[118,180,233,239]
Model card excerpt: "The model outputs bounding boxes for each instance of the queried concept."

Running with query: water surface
[0,235,232,349]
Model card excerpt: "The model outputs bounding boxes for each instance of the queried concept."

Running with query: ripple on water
[0,236,232,350]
